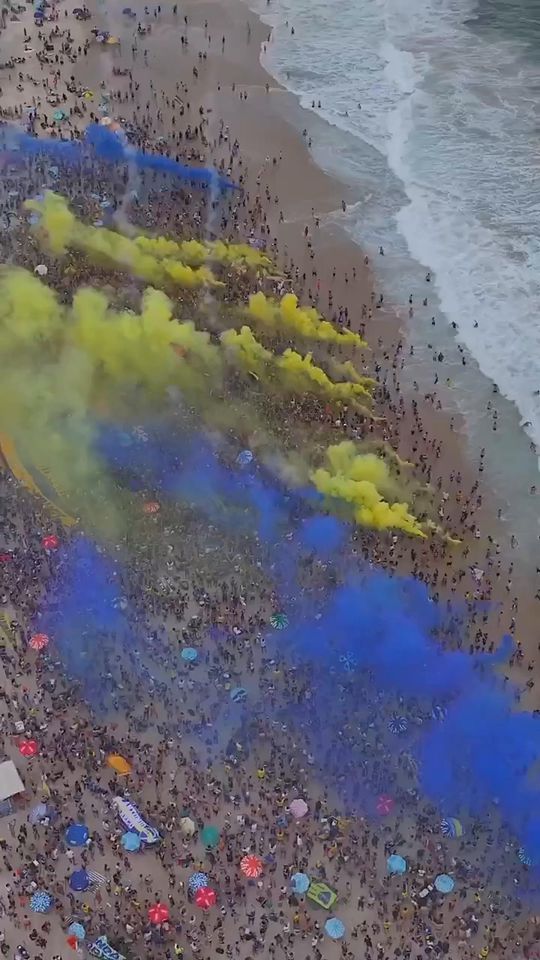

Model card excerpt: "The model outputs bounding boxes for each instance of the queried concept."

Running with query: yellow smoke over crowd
[26,192,219,290]
[221,326,373,413]
[0,190,440,540]
[311,441,427,538]
[248,291,366,349]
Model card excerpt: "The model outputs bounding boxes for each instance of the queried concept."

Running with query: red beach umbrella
[148,902,169,924]
[142,501,160,515]
[195,886,217,909]
[18,739,39,757]
[41,534,59,551]
[376,794,394,816]
[0,552,12,562]
[66,935,78,950]
[240,854,263,878]
[29,633,50,652]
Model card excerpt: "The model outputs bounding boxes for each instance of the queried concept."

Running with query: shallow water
[248,0,540,561]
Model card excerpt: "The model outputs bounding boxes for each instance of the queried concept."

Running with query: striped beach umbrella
[376,794,394,816]
[195,886,217,909]
[240,854,263,878]
[148,902,169,924]
[270,613,288,630]
[188,872,209,892]
[30,891,54,913]
[518,847,533,866]
[29,633,49,651]
[388,715,408,735]
[18,738,39,757]
[41,534,59,550]
[441,817,463,838]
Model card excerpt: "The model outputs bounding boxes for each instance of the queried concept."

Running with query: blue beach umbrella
[387,854,407,875]
[121,831,141,852]
[236,449,253,466]
[68,922,86,940]
[518,847,533,866]
[65,823,89,846]
[30,891,53,913]
[434,874,455,894]
[324,917,345,939]
[188,872,209,892]
[181,647,198,662]
[69,869,91,892]
[291,872,310,894]
[388,715,408,735]
[230,687,247,703]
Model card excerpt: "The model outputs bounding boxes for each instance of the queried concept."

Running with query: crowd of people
[0,0,539,958]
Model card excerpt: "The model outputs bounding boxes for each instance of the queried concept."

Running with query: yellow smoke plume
[248,291,366,348]
[221,327,373,412]
[311,440,427,538]
[26,192,219,290]
[134,234,271,271]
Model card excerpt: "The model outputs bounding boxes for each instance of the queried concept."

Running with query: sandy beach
[0,0,539,959]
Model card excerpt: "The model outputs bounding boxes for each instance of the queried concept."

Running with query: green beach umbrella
[201,825,220,848]
[53,109,66,121]
[270,613,288,630]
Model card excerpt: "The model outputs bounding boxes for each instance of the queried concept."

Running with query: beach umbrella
[30,891,53,913]
[53,110,65,121]
[29,633,49,651]
[0,552,12,562]
[441,817,463,838]
[388,715,408,735]
[34,263,48,276]
[201,825,220,848]
[181,647,198,662]
[18,738,39,757]
[387,854,407,875]
[230,687,247,703]
[376,795,394,816]
[236,449,253,466]
[122,6,133,12]
[270,612,288,629]
[180,816,196,837]
[338,652,357,672]
[240,854,263,878]
[324,917,345,940]
[69,869,90,892]
[65,823,89,846]
[29,802,48,824]
[291,872,310,894]
[106,754,132,776]
[41,534,59,550]
[121,831,141,852]
[143,500,160,514]
[67,922,86,940]
[432,704,447,721]
[188,872,209,892]
[289,798,308,819]
[148,902,169,924]
[434,874,455,894]
[518,847,533,866]
[195,886,217,908]
[276,814,288,828]
[66,935,78,950]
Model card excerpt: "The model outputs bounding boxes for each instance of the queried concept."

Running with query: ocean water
[248,0,540,558]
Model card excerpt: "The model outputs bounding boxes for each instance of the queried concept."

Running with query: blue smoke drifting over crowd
[44,419,540,869]
[0,122,237,191]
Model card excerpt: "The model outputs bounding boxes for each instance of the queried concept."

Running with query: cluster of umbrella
[188,874,216,910]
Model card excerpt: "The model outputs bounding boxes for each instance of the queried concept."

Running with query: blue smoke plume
[0,123,238,191]
[48,420,540,876]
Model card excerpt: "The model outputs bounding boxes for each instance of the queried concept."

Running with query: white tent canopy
[0,760,25,801]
